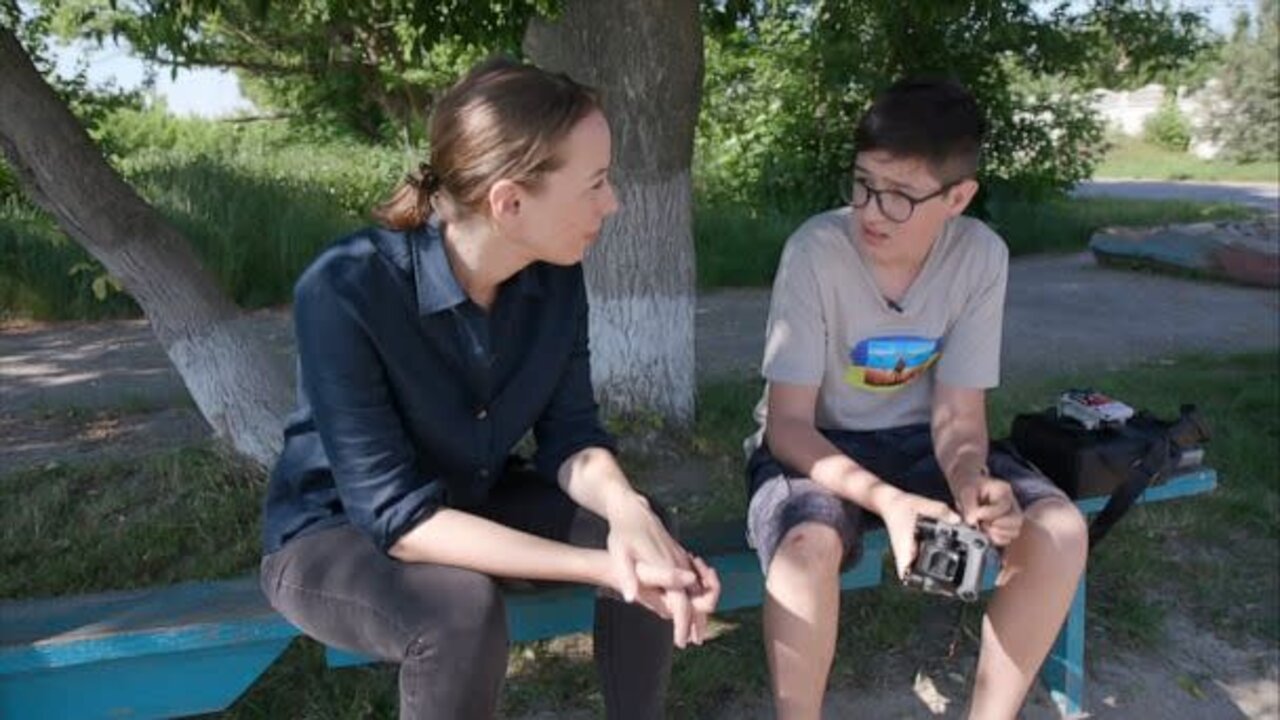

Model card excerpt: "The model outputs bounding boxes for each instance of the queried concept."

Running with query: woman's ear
[487,179,523,221]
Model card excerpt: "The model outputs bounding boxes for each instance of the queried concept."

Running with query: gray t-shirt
[748,207,1008,447]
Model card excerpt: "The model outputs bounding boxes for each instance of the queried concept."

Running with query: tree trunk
[0,27,290,466]
[525,0,702,423]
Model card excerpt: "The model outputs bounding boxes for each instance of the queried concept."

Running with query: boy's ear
[944,178,979,217]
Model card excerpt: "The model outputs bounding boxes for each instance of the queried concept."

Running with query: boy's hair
[854,78,986,182]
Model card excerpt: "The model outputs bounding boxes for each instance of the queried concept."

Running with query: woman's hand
[604,493,717,647]
[879,491,962,581]
[605,494,694,596]
[685,555,721,645]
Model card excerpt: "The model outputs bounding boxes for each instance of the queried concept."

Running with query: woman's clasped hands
[602,494,721,648]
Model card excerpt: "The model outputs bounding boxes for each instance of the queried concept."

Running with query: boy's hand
[879,492,962,581]
[956,477,1023,547]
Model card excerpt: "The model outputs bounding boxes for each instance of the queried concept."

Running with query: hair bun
[407,162,441,193]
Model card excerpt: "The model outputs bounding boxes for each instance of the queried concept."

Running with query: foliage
[696,1,1209,213]
[695,8,855,210]
[33,0,561,142]
[1142,96,1192,151]
[1210,0,1280,162]
[0,111,408,320]
[1064,0,1215,90]
[0,2,146,202]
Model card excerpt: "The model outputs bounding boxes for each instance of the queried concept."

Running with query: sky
[49,0,1257,119]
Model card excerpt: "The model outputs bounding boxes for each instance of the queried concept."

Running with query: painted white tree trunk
[586,173,697,421]
[525,0,702,423]
[0,28,290,466]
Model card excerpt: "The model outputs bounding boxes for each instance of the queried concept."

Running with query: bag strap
[1087,404,1209,548]
[1087,433,1169,546]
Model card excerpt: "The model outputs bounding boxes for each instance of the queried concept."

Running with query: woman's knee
[403,569,508,662]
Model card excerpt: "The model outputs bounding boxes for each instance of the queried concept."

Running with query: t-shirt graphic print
[845,335,941,392]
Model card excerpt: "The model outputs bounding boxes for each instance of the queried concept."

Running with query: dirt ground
[2,250,1277,718]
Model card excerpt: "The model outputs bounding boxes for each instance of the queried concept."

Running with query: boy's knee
[1024,499,1089,561]
[770,522,845,576]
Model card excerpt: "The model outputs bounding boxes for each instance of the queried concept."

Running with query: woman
[260,57,720,719]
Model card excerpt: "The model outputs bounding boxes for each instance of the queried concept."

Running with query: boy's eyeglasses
[839,176,961,223]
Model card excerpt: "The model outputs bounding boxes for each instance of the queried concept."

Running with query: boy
[745,79,1088,720]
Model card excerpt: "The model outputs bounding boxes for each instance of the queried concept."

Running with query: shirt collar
[411,220,544,317]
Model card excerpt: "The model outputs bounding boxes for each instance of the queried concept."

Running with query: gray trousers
[260,472,674,719]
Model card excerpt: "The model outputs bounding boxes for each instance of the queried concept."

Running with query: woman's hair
[373,57,603,230]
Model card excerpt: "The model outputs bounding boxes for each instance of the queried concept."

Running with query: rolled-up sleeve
[294,275,444,551]
[532,282,616,479]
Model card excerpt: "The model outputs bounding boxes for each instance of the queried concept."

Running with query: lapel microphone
[885,297,904,313]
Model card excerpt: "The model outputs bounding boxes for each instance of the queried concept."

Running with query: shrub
[1143,98,1193,152]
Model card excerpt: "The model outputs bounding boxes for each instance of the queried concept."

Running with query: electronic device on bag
[1009,390,1211,548]
[902,517,994,602]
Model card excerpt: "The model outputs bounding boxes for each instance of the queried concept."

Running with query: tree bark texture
[0,27,290,466]
[525,0,702,423]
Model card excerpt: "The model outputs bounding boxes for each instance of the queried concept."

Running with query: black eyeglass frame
[840,175,966,223]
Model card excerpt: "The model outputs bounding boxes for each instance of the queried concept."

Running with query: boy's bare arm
[933,381,1023,545]
[764,381,903,515]
[931,381,990,497]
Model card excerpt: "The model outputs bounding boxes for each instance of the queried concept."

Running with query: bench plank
[2,468,1217,719]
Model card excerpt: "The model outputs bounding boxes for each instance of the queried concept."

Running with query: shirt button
[475,407,488,420]
[478,468,491,480]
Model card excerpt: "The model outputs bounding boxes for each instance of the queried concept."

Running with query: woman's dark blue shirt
[263,223,614,554]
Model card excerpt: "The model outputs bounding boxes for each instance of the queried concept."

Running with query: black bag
[1010,404,1211,548]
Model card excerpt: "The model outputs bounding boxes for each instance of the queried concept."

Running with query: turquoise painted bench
[0,468,1217,719]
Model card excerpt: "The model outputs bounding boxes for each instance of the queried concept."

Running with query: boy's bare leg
[969,499,1089,720]
[763,522,845,720]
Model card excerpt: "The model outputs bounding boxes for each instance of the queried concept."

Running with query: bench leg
[1038,574,1085,717]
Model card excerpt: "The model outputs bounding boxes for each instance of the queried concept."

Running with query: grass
[694,203,810,289]
[4,191,1252,321]
[2,351,1275,716]
[0,445,263,599]
[0,199,141,321]
[1097,136,1279,184]
[984,352,1280,645]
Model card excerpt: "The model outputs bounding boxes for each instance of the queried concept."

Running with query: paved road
[1074,178,1279,212]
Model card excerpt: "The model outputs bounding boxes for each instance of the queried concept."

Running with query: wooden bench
[0,468,1218,719]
